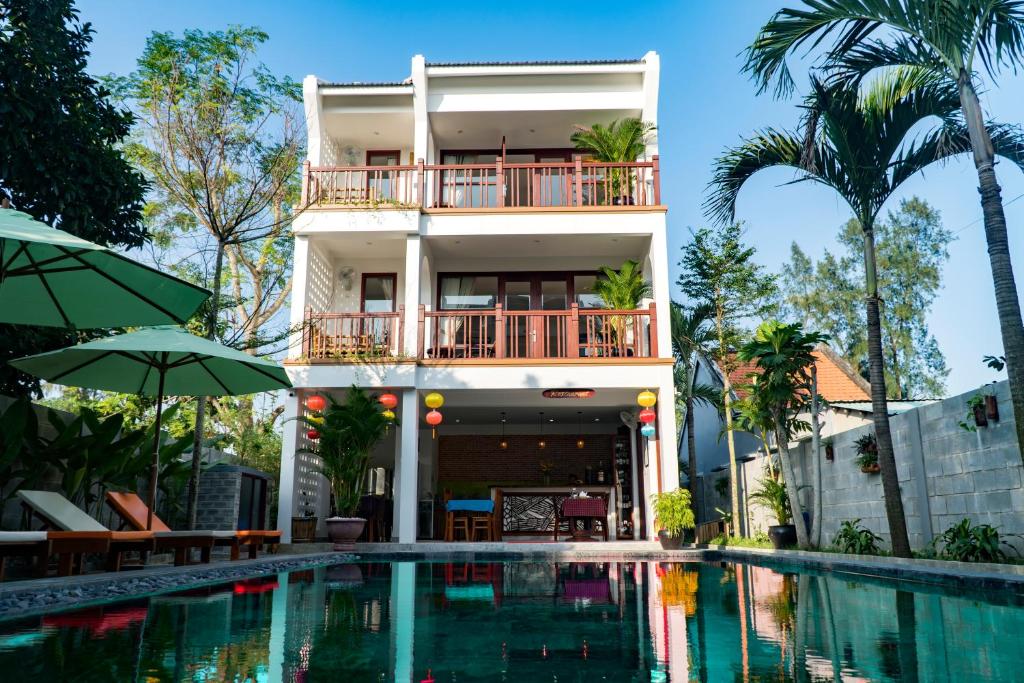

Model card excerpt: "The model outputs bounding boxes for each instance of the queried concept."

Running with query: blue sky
[78,0,1024,396]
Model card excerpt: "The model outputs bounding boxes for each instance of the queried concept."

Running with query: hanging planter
[853,433,879,474]
[985,394,999,421]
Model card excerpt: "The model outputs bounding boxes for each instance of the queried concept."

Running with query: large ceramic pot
[767,524,797,550]
[658,530,682,550]
[325,517,367,551]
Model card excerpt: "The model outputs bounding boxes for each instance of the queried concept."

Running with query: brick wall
[438,434,615,486]
[194,468,241,531]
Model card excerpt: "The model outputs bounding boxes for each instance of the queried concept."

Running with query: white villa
[276,53,678,544]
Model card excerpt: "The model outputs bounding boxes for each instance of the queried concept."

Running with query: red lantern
[379,392,398,410]
[305,395,326,412]
[639,408,656,424]
[425,408,443,439]
[306,429,320,440]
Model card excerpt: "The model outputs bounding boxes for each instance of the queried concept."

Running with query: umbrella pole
[147,367,166,531]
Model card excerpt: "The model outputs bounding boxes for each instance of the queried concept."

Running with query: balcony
[302,308,405,361]
[302,158,661,211]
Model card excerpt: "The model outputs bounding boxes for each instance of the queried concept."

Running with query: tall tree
[0,0,148,396]
[738,320,828,549]
[745,0,1024,464]
[669,301,721,511]
[117,26,303,528]
[678,223,778,536]
[779,198,953,398]
[706,68,1024,556]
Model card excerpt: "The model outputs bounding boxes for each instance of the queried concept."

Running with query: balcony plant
[570,117,655,204]
[650,488,695,549]
[594,259,652,354]
[299,386,394,550]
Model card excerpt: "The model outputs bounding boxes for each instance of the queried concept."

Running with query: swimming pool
[1,559,1022,681]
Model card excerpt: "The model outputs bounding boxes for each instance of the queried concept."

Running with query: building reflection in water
[2,560,1024,681]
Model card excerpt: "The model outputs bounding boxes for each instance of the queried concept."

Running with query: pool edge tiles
[0,551,348,621]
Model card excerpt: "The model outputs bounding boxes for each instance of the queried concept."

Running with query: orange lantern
[305,395,326,412]
[306,429,320,440]
[425,408,443,439]
[379,392,398,410]
[638,408,656,424]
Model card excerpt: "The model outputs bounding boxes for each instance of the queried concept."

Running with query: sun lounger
[17,490,156,573]
[106,492,225,565]
[105,491,281,561]
[0,531,50,580]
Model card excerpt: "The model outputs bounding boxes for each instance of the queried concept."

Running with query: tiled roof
[425,59,642,67]
[724,345,871,402]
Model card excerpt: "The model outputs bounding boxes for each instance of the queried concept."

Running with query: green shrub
[651,488,695,537]
[749,477,794,525]
[931,518,1019,563]
[833,519,884,555]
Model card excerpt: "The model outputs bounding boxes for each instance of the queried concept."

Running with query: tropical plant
[714,476,730,499]
[299,387,393,517]
[749,476,797,526]
[594,259,652,349]
[679,223,778,536]
[745,0,1024,469]
[737,320,827,548]
[650,488,696,538]
[853,433,879,469]
[670,301,721,505]
[706,68,1024,557]
[570,117,656,199]
[931,518,1019,563]
[959,392,988,432]
[833,519,885,555]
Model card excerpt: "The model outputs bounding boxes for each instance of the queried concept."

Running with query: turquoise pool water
[1,560,1023,681]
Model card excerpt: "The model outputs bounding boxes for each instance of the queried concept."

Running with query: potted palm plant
[749,477,797,549]
[650,488,695,549]
[299,387,394,550]
[593,259,652,354]
[570,118,655,205]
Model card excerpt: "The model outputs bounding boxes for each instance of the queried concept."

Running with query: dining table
[559,496,609,541]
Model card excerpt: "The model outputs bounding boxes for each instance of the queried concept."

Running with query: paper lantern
[306,429,320,440]
[576,438,586,449]
[425,409,443,426]
[638,408,656,424]
[305,394,327,412]
[424,392,444,409]
[637,390,657,408]
[641,424,656,438]
[379,392,398,410]
[381,409,395,421]
[307,415,324,426]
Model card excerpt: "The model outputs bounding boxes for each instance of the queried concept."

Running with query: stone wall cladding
[194,470,241,530]
[697,380,1024,553]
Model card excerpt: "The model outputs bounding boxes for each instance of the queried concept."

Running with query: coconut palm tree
[705,68,1024,557]
[744,0,1024,464]
[670,301,722,506]
[738,320,827,549]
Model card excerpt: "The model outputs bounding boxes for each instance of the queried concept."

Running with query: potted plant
[299,387,394,551]
[853,433,880,473]
[570,118,656,205]
[291,493,318,543]
[749,477,798,549]
[650,488,695,549]
[823,436,834,462]
[593,259,652,352]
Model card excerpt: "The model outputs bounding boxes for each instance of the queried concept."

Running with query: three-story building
[277,53,679,543]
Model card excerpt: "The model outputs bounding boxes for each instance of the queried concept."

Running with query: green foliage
[931,518,1019,563]
[713,476,730,498]
[749,476,796,525]
[853,433,879,468]
[594,259,652,310]
[777,199,952,398]
[41,387,196,438]
[959,392,987,432]
[708,533,772,549]
[833,519,885,555]
[570,117,656,163]
[299,387,393,517]
[650,488,696,537]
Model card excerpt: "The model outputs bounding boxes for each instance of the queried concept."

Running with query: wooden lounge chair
[106,492,280,560]
[16,491,156,574]
[106,492,224,565]
[0,531,51,580]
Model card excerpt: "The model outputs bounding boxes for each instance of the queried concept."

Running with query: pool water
[1,560,1023,681]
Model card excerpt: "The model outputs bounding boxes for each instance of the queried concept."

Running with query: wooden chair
[450,514,471,541]
[470,514,492,542]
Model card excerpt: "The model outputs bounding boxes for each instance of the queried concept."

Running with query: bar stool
[451,514,471,541]
[471,514,492,542]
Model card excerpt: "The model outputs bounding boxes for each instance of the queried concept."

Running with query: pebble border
[0,552,348,621]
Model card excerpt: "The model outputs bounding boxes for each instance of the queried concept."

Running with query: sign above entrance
[542,389,596,399]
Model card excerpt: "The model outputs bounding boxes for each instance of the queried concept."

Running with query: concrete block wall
[698,380,1024,553]
[193,468,241,531]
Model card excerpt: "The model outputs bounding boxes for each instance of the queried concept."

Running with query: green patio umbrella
[0,209,210,327]
[10,326,292,529]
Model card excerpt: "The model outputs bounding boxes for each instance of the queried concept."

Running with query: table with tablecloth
[444,499,496,541]
[558,496,609,541]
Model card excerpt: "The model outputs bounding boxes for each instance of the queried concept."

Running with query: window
[362,274,396,313]
[367,151,400,166]
[439,276,498,310]
[574,274,604,309]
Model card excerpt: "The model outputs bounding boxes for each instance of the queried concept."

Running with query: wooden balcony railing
[301,157,661,210]
[418,303,658,360]
[302,307,404,360]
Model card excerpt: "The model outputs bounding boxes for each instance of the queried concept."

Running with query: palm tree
[670,301,722,508]
[738,321,828,549]
[594,259,653,352]
[745,0,1024,464]
[571,118,656,201]
[705,69,1024,557]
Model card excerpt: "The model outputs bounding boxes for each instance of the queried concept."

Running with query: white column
[657,376,680,491]
[648,225,672,357]
[394,389,420,543]
[403,235,422,357]
[288,236,309,359]
[640,50,660,159]
[276,392,300,543]
[411,55,429,161]
[628,423,641,536]
[302,75,323,165]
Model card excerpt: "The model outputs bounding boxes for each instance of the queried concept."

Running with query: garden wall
[696,380,1024,552]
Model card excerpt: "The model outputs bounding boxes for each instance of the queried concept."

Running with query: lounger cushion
[18,490,107,532]
[0,531,47,543]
